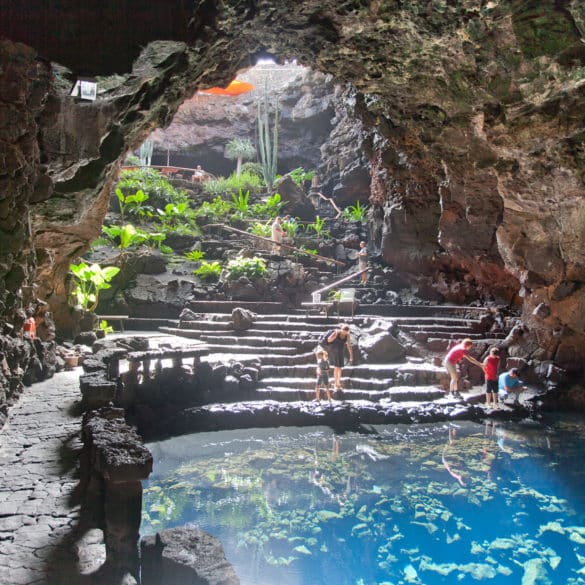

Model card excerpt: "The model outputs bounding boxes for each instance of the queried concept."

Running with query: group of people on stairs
[444,338,528,407]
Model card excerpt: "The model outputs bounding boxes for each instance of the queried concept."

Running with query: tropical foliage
[193,261,222,281]
[69,262,120,312]
[226,256,267,280]
[225,138,256,176]
[257,81,279,191]
[342,201,368,223]
[203,172,262,197]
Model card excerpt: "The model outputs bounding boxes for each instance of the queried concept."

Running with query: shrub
[248,221,272,237]
[342,201,368,222]
[240,162,264,179]
[225,256,267,280]
[252,193,285,218]
[117,167,188,208]
[193,261,222,281]
[289,167,316,188]
[195,197,232,224]
[184,250,205,262]
[203,172,262,197]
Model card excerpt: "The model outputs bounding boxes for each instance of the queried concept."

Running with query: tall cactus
[257,81,279,191]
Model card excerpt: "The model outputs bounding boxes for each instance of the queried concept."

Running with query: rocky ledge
[138,394,543,442]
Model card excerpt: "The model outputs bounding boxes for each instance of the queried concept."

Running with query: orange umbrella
[199,80,255,96]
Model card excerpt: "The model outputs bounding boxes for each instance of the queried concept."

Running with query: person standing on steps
[314,350,332,402]
[357,241,368,285]
[325,325,354,393]
[444,338,484,398]
[271,216,285,254]
[483,347,500,408]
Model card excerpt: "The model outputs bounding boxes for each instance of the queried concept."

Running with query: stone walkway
[0,368,105,585]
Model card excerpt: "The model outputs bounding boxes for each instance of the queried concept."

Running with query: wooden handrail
[313,269,366,295]
[202,223,346,266]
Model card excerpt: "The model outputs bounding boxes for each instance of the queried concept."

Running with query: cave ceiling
[1,0,585,370]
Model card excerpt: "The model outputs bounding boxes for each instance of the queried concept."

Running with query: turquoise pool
[141,417,585,584]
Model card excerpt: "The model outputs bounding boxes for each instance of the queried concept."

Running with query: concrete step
[186,300,288,314]
[198,335,316,349]
[259,361,444,378]
[250,385,445,403]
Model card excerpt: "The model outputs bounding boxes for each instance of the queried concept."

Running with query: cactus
[257,81,279,191]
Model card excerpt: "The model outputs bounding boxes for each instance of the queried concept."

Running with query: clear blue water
[141,417,585,585]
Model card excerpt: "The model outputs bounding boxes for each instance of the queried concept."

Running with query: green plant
[203,172,262,197]
[184,250,205,262]
[115,188,152,222]
[240,162,264,178]
[225,138,256,176]
[155,202,198,233]
[305,215,329,239]
[193,260,222,281]
[327,290,341,302]
[98,319,114,335]
[257,81,279,191]
[102,224,152,249]
[124,153,141,166]
[69,262,121,312]
[289,167,316,188]
[225,256,267,280]
[253,193,285,219]
[196,197,232,223]
[231,189,251,218]
[117,167,188,208]
[248,221,272,237]
[342,201,368,222]
[282,217,299,239]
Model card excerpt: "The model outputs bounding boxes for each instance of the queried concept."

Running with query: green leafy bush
[342,201,368,222]
[102,224,152,249]
[289,167,316,188]
[248,221,272,237]
[203,172,262,197]
[193,260,222,281]
[69,262,121,312]
[117,167,188,208]
[116,188,152,222]
[240,162,264,179]
[231,189,251,218]
[226,256,267,280]
[99,320,114,334]
[184,249,205,262]
[305,215,330,239]
[195,197,232,224]
[252,193,285,218]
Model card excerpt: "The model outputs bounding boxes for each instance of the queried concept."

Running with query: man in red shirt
[483,347,500,408]
[444,338,484,398]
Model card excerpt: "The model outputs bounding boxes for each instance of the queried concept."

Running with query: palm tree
[225,138,255,176]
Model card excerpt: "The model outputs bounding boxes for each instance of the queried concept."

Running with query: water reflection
[142,417,585,585]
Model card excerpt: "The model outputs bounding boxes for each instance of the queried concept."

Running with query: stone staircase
[159,304,504,406]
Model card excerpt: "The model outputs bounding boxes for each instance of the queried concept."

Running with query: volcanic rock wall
[0,1,584,381]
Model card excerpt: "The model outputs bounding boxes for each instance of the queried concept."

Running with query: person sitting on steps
[444,338,484,399]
